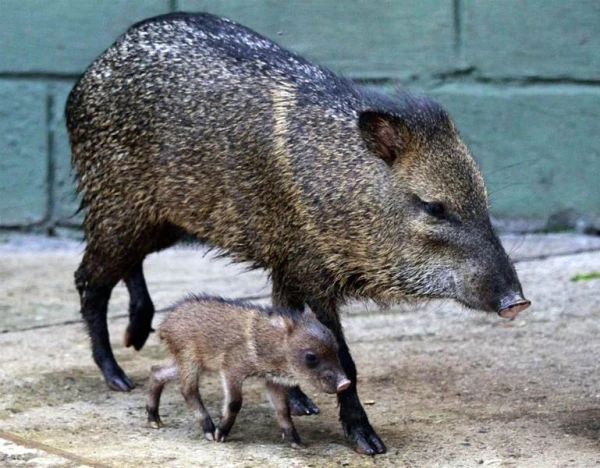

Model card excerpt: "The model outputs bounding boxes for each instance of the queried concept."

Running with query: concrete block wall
[1,0,598,229]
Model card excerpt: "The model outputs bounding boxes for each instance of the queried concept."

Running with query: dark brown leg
[76,252,133,392]
[307,297,387,455]
[124,262,155,351]
[124,223,184,351]
[266,381,305,449]
[77,212,185,392]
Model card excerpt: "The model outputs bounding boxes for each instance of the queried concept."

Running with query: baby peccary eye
[304,352,319,368]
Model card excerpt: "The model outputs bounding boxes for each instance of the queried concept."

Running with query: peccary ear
[358,111,410,166]
[270,314,296,334]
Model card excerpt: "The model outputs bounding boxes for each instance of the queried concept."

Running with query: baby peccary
[146,296,350,447]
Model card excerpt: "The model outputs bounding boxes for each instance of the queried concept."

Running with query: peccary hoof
[103,365,135,392]
[146,405,163,428]
[343,420,387,455]
[148,420,163,429]
[287,387,320,416]
[202,417,216,441]
[214,428,227,443]
[281,427,305,449]
[124,323,154,351]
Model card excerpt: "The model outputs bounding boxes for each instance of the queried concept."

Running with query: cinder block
[178,0,457,79]
[50,81,82,226]
[463,0,600,80]
[0,0,171,74]
[432,85,600,221]
[0,80,48,226]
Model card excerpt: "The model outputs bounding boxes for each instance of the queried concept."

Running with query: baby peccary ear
[303,305,317,319]
[358,111,410,166]
[270,314,296,334]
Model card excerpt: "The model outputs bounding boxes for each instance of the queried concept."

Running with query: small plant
[570,271,600,282]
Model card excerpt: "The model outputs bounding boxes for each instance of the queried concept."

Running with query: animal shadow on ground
[560,408,600,441]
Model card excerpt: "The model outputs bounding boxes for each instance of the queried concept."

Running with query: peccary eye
[304,352,319,368]
[422,201,447,220]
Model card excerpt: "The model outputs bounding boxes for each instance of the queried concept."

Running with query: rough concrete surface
[1,233,600,467]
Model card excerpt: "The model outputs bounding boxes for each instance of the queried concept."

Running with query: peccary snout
[450,228,530,318]
[337,377,352,393]
[318,368,351,394]
[497,292,531,319]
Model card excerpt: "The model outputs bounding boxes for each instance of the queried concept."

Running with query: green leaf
[570,271,600,282]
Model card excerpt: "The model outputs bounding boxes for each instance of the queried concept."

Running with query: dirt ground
[1,233,600,468]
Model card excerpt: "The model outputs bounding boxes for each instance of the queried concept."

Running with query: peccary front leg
[124,262,155,351]
[271,274,320,416]
[266,381,305,449]
[179,364,215,440]
[307,298,387,455]
[146,361,180,428]
[76,262,134,392]
[215,371,244,442]
[286,386,320,417]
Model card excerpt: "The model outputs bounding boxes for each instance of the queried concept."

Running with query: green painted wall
[1,0,598,229]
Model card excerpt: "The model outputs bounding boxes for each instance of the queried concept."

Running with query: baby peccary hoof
[287,387,320,416]
[281,427,306,449]
[214,427,228,443]
[146,405,163,429]
[343,419,387,455]
[202,417,216,442]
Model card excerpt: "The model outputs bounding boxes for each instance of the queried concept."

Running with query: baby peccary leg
[179,364,215,441]
[267,381,305,449]
[146,361,179,428]
[215,372,244,442]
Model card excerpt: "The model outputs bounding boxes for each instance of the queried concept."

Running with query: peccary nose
[497,293,531,319]
[336,377,351,393]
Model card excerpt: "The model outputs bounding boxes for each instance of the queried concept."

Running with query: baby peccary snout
[146,295,348,448]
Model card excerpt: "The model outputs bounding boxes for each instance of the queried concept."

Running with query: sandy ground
[1,233,600,468]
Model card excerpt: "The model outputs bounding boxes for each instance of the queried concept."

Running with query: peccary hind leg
[124,262,155,351]
[77,221,184,392]
[267,381,305,449]
[75,260,133,391]
[76,221,180,392]
[308,298,387,455]
[271,275,320,416]
[124,223,184,351]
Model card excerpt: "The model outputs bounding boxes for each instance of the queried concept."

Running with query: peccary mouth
[498,298,531,319]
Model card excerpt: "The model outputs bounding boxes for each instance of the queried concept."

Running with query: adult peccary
[66,12,530,454]
[147,295,350,447]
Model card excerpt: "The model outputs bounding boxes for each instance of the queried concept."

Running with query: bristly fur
[173,294,305,322]
[360,87,453,135]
